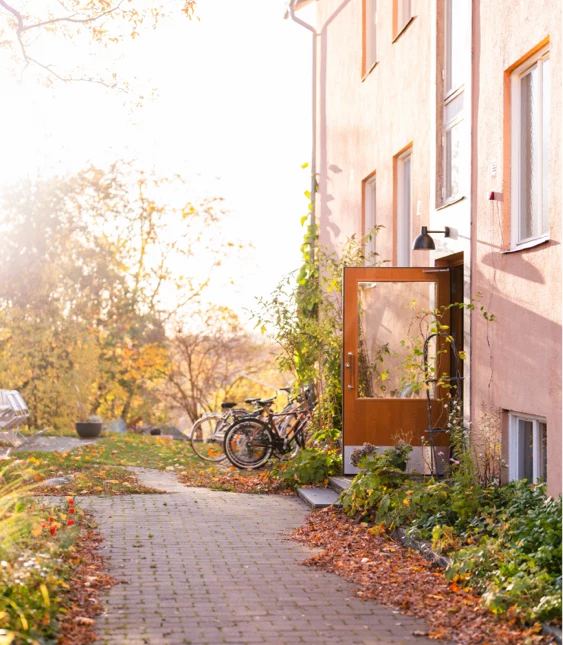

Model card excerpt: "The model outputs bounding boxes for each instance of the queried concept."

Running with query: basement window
[508,413,547,483]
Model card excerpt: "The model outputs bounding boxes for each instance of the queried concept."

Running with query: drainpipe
[287,0,318,263]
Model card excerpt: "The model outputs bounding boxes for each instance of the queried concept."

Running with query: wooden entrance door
[342,267,451,475]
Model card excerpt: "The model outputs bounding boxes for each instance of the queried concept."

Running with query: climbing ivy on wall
[253,164,383,444]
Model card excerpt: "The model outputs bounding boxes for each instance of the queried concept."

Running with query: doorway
[437,253,465,402]
[342,266,451,475]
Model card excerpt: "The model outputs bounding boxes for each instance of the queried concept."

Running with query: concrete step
[297,487,340,509]
[328,476,353,493]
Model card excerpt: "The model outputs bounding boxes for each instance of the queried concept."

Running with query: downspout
[288,0,318,263]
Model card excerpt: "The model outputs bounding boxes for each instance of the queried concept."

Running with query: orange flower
[49,517,55,523]
[50,526,57,536]
[69,508,75,514]
[67,519,75,527]
[67,498,74,505]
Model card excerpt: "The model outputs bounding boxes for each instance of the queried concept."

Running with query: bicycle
[189,397,273,462]
[189,402,248,462]
[223,391,314,470]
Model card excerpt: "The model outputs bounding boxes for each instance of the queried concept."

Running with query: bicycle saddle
[221,402,237,409]
[245,398,260,404]
[258,397,276,405]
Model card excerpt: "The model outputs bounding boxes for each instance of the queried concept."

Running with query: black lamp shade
[412,226,435,251]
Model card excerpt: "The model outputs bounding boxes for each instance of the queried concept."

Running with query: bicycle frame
[265,404,312,454]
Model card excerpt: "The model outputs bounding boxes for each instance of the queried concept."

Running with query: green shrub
[341,448,562,625]
[340,446,452,532]
[445,481,562,622]
[274,449,341,487]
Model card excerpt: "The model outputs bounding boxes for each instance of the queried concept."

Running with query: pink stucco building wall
[470,1,561,495]
[301,0,561,494]
[313,0,438,267]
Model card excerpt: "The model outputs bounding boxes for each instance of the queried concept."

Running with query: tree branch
[0,0,23,32]
[25,53,119,88]
[22,1,125,32]
[0,0,28,62]
[0,0,129,86]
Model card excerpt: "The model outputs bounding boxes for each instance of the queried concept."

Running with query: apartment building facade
[291,0,561,495]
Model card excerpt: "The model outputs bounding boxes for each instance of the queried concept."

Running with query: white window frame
[396,0,412,34]
[508,412,547,483]
[510,47,550,249]
[443,93,464,202]
[444,0,465,97]
[397,150,412,267]
[363,174,377,265]
[364,0,377,73]
[441,0,466,204]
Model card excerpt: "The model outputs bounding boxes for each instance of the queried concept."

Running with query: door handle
[345,352,354,390]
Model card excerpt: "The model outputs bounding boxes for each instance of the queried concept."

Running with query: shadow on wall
[473,278,562,496]
[472,273,562,414]
[479,240,559,285]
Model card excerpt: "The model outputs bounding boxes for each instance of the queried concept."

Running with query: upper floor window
[363,0,377,75]
[395,0,412,36]
[511,47,550,248]
[363,173,377,264]
[442,0,467,204]
[396,149,412,267]
[445,0,464,95]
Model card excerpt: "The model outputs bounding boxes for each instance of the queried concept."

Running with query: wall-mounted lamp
[412,226,451,251]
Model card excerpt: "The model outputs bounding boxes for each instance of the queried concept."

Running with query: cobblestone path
[84,470,437,645]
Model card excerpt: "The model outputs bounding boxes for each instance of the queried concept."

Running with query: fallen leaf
[74,616,95,626]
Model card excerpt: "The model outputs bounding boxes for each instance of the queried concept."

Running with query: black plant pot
[75,422,103,439]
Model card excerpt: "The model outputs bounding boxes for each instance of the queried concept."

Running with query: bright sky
[0,0,314,327]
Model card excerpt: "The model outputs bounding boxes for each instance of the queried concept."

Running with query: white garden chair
[0,390,43,450]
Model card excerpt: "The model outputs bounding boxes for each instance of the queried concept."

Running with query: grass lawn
[5,434,212,496]
[3,434,292,496]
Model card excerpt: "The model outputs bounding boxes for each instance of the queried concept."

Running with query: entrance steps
[297,475,353,509]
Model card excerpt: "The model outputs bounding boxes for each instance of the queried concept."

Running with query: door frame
[342,266,451,474]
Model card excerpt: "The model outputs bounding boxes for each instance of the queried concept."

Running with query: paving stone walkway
[0,434,100,456]
[83,470,438,645]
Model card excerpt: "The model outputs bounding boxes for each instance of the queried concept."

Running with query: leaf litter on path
[57,517,118,645]
[290,507,556,645]
[178,467,295,495]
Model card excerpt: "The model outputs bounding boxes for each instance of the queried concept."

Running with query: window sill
[502,236,550,254]
[436,195,466,211]
[361,61,378,82]
[392,16,416,43]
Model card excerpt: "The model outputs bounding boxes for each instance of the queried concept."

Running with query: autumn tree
[0,161,228,429]
[0,0,197,87]
[166,307,284,424]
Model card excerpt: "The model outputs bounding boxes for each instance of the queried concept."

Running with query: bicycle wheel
[223,418,274,469]
[190,414,226,462]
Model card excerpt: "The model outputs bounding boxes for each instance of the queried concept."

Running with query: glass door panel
[357,281,436,399]
[343,267,451,475]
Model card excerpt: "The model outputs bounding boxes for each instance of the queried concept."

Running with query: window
[395,0,412,35]
[508,414,547,483]
[397,150,412,267]
[511,47,550,247]
[363,0,377,75]
[445,0,464,95]
[441,0,467,203]
[363,174,377,264]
